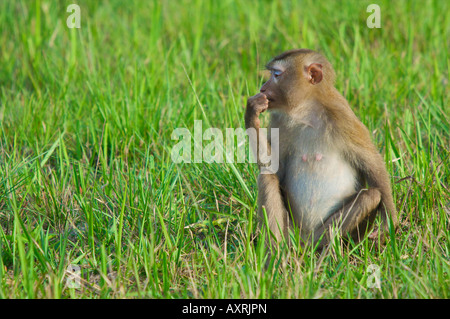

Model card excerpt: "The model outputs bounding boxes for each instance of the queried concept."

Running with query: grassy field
[0,0,448,299]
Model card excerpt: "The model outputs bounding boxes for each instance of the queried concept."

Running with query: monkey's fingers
[368,229,379,239]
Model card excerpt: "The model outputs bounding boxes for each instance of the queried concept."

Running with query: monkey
[245,49,397,249]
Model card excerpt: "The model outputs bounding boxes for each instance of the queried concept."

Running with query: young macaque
[245,49,397,248]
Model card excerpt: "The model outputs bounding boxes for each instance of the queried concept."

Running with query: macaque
[245,49,397,249]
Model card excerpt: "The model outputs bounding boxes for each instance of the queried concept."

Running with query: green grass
[0,0,449,298]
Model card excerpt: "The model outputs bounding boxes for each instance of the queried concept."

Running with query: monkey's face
[261,58,309,111]
[260,62,290,110]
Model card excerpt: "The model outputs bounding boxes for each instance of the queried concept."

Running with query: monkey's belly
[283,152,358,237]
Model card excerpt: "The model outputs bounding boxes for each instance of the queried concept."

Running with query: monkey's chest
[282,150,358,235]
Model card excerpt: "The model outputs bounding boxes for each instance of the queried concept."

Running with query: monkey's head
[261,49,336,111]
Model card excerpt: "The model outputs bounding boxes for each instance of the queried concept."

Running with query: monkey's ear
[306,63,323,84]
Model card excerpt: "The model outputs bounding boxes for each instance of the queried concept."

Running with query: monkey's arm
[343,121,398,233]
[245,93,272,169]
[256,174,290,243]
[245,93,289,244]
[357,150,397,233]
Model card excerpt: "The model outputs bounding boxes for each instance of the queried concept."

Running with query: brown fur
[245,49,397,249]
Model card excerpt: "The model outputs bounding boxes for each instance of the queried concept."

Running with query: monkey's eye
[272,70,283,78]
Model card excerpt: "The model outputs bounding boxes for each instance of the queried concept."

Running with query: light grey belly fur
[270,110,358,239]
[282,147,358,238]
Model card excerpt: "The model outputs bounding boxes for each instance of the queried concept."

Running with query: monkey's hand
[245,93,268,130]
[247,93,269,115]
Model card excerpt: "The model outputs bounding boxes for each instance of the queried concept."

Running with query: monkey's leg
[313,188,381,248]
[257,174,290,246]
